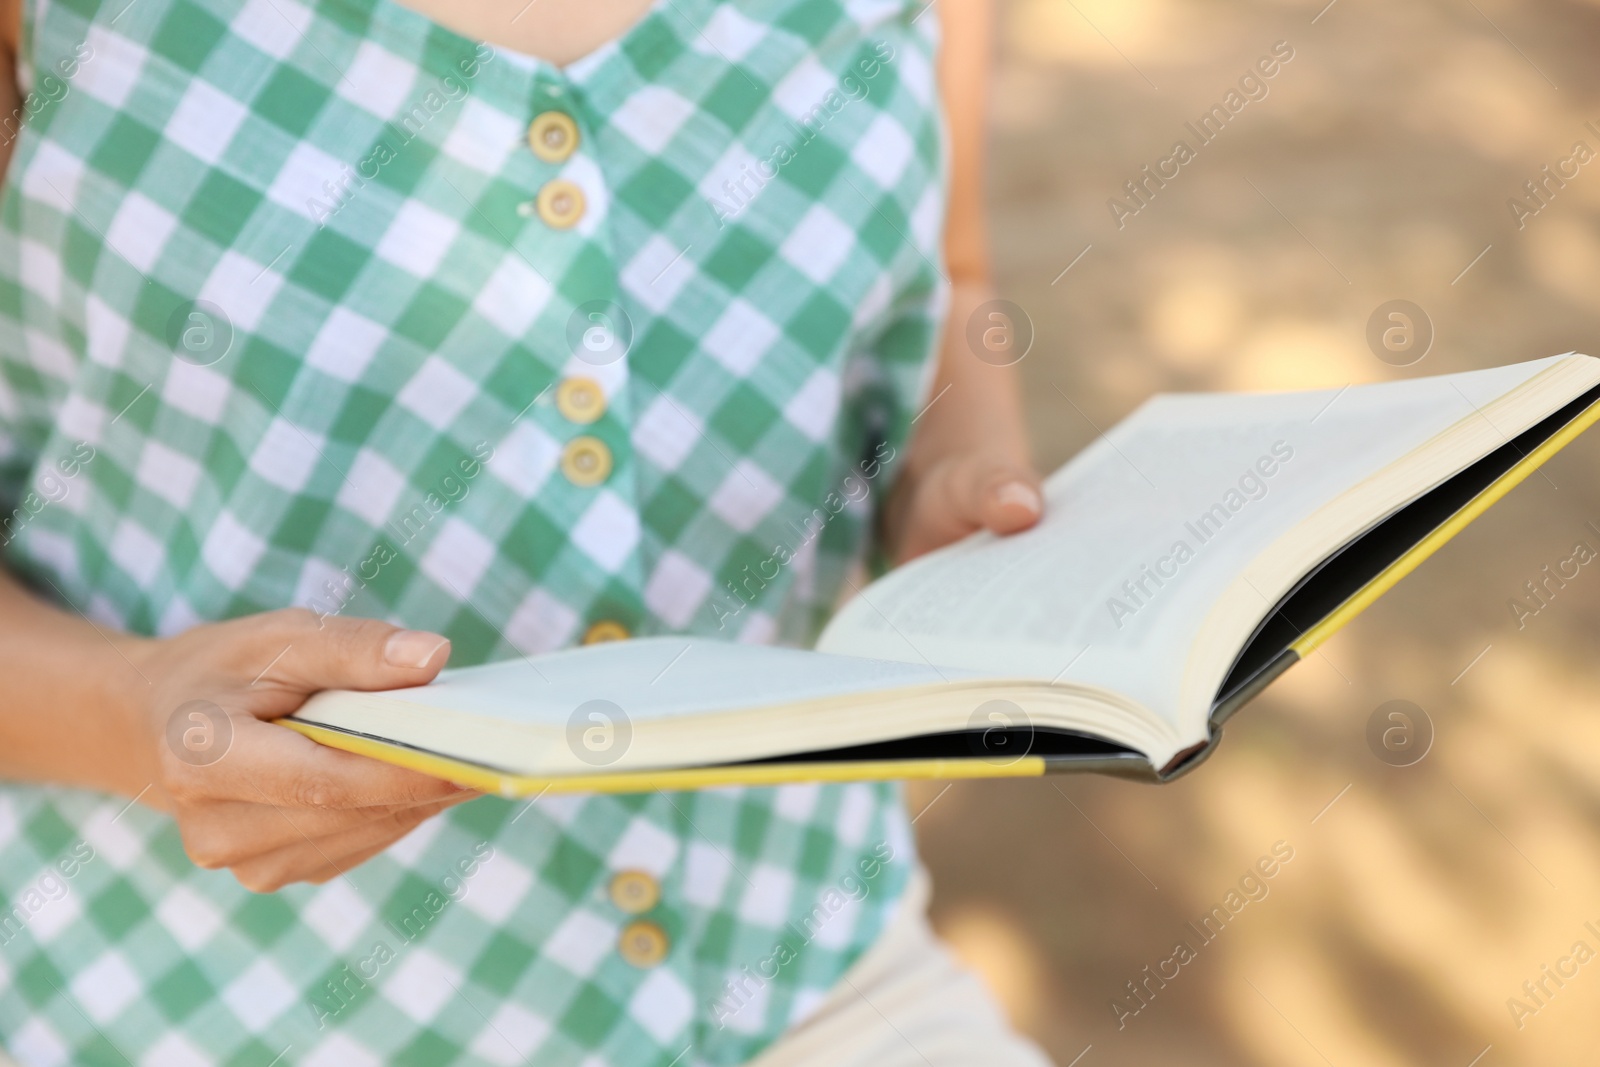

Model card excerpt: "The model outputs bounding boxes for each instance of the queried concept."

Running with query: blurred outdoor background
[912,0,1600,1064]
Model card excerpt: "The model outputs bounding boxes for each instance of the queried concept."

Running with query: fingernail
[384,630,450,669]
[994,481,1042,515]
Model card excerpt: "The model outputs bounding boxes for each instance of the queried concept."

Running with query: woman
[0,0,1051,1059]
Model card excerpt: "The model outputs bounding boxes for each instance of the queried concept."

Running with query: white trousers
[748,869,1056,1066]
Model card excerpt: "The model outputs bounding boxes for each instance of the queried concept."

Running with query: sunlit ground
[914,1,1600,1063]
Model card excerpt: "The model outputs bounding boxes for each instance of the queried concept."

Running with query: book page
[297,635,976,729]
[819,356,1577,728]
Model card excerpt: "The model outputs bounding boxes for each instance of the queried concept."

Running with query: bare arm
[0,550,484,890]
[0,1,142,794]
[0,0,19,178]
[883,0,1041,563]
[0,6,120,793]
[0,0,489,892]
[0,568,160,795]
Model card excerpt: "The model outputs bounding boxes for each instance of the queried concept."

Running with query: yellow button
[528,111,579,163]
[556,377,606,424]
[560,435,611,486]
[536,179,585,229]
[609,870,660,914]
[583,620,630,645]
[618,919,669,968]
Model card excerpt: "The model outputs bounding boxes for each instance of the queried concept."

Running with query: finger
[229,799,460,890]
[176,789,477,863]
[904,456,1043,560]
[301,839,406,885]
[229,795,468,891]
[227,608,452,698]
[973,467,1044,536]
[936,456,1041,536]
[296,823,451,885]
[170,714,470,810]
[252,788,478,852]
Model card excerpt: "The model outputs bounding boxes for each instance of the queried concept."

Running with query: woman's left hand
[880,279,1044,564]
[885,449,1042,563]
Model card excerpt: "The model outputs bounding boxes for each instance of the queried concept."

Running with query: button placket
[607,868,670,968]
[514,76,647,644]
[523,81,609,458]
[521,81,591,230]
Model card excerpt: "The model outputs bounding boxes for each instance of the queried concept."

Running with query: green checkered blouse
[0,0,947,1060]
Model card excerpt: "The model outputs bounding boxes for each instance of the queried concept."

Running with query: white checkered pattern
[0,0,946,1060]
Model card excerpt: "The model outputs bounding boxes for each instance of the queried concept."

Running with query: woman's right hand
[118,608,477,891]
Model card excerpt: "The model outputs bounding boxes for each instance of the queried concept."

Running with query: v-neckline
[361,0,684,82]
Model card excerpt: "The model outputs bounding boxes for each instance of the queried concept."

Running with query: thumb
[897,454,1044,563]
[239,609,451,699]
[957,457,1044,537]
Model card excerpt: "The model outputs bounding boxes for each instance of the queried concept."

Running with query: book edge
[278,718,1063,794]
[1291,392,1600,656]
[1156,389,1600,783]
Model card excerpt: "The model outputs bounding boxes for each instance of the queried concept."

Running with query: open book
[285,354,1600,793]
